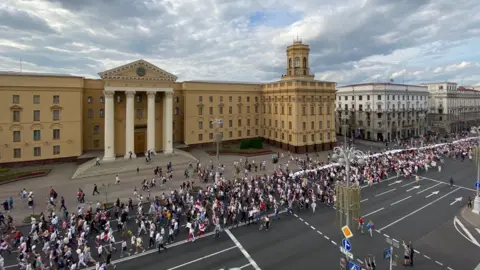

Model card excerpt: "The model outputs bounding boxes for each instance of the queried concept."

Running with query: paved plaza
[1,145,480,270]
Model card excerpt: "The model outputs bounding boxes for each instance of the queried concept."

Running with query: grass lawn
[0,169,51,185]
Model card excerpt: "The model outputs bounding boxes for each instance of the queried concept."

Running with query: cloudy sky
[1,0,479,86]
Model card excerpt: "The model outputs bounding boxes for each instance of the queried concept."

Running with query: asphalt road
[3,158,480,270]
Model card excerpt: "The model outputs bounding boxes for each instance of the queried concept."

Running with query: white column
[147,92,156,154]
[164,91,173,154]
[124,91,136,159]
[103,90,116,161]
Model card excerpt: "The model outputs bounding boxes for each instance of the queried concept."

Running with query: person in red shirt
[358,217,364,234]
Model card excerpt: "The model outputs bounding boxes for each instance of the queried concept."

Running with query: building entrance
[134,130,146,155]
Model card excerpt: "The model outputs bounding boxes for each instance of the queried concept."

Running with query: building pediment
[98,59,178,82]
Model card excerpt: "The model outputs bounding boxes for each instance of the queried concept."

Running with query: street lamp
[331,145,366,227]
[470,126,480,214]
[211,119,223,162]
[419,112,426,147]
[340,114,350,146]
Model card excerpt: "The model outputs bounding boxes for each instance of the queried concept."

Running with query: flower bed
[207,149,273,157]
[0,169,51,185]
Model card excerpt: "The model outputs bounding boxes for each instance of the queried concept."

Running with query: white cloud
[0,0,478,85]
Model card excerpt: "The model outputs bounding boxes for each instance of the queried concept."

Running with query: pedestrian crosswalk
[453,216,480,248]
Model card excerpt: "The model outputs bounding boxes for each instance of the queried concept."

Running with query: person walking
[93,184,100,196]
[156,232,167,253]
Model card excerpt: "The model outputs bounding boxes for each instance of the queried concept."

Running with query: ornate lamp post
[470,126,480,214]
[331,145,366,227]
[211,119,223,162]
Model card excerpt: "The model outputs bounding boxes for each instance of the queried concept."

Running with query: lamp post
[211,119,223,163]
[340,115,350,146]
[419,112,426,147]
[331,146,366,227]
[470,126,480,214]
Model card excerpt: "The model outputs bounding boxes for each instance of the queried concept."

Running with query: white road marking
[390,196,412,206]
[304,222,309,226]
[414,175,476,192]
[417,183,442,194]
[388,180,402,186]
[448,267,455,270]
[361,176,398,189]
[324,236,330,240]
[476,228,480,235]
[356,258,363,264]
[310,225,315,230]
[474,263,480,270]
[331,240,337,245]
[402,181,418,187]
[360,198,369,202]
[424,255,431,259]
[375,189,396,197]
[363,207,385,217]
[383,234,390,238]
[453,216,480,247]
[317,230,323,235]
[166,246,237,270]
[435,261,443,266]
[225,229,261,270]
[239,263,252,269]
[378,188,460,231]
[414,250,420,254]
[299,218,304,221]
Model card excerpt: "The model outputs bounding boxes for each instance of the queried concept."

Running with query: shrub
[239,137,263,149]
[0,168,9,173]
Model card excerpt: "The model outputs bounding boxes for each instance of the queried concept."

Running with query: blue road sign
[384,248,392,260]
[475,182,480,188]
[342,238,352,251]
[349,261,361,270]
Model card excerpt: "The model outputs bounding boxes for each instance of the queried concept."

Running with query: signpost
[348,261,361,270]
[385,237,399,270]
[341,225,353,239]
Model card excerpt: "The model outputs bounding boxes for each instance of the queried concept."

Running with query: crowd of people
[0,131,478,270]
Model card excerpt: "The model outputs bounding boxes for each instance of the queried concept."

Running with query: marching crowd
[0,131,478,270]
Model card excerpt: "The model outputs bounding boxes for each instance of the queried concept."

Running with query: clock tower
[281,38,315,81]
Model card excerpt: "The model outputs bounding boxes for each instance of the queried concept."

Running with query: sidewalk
[460,206,480,227]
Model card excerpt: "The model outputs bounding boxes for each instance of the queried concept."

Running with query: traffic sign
[475,182,480,188]
[341,225,353,239]
[384,248,392,260]
[342,238,352,251]
[339,246,354,259]
[348,261,361,270]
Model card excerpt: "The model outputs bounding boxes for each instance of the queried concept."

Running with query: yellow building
[0,41,336,165]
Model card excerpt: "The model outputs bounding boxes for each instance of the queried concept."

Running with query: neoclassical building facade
[0,41,336,165]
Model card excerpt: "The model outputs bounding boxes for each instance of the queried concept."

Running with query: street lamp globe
[331,153,339,161]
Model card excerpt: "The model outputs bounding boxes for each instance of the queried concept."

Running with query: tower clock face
[136,67,146,77]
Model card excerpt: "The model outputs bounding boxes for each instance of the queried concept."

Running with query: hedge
[239,137,263,149]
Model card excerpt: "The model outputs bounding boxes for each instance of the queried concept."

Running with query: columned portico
[101,86,174,161]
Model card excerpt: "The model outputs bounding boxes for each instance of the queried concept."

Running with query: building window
[311,134,315,141]
[219,107,223,114]
[13,148,21,158]
[229,96,232,102]
[53,95,60,104]
[136,95,142,103]
[88,109,93,118]
[247,130,251,136]
[311,121,314,129]
[93,125,100,134]
[255,129,258,136]
[238,96,242,102]
[229,120,233,127]
[229,106,232,114]
[99,109,104,118]
[13,111,20,122]
[87,96,93,103]
[238,107,242,114]
[209,107,213,115]
[34,147,41,157]
[209,133,213,140]
[13,131,21,142]
[198,121,203,129]
[13,95,20,104]
[295,57,300,67]
[33,110,40,121]
[33,130,41,141]
[288,107,292,115]
[53,145,60,155]
[209,96,213,102]
[93,139,100,148]
[100,96,104,103]
[319,121,323,129]
[238,119,242,127]
[33,95,40,104]
[117,96,122,104]
[289,122,292,129]
[247,119,251,126]
[246,97,250,102]
[198,106,203,115]
[303,122,306,130]
[209,121,213,129]
[53,129,60,140]
[53,110,60,121]
[198,134,203,141]
[175,96,179,103]
[198,96,203,102]
[238,130,242,137]
[229,131,232,138]
[175,107,179,115]
[247,106,250,113]
[136,109,143,118]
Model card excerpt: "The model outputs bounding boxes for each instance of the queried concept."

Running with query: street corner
[453,208,480,249]
[459,206,480,228]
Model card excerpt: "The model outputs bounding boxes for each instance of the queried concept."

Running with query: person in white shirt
[115,175,120,185]
[155,232,167,253]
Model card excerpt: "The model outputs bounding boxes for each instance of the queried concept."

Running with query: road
[3,158,480,270]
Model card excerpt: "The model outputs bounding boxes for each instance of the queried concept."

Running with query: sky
[0,0,479,86]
